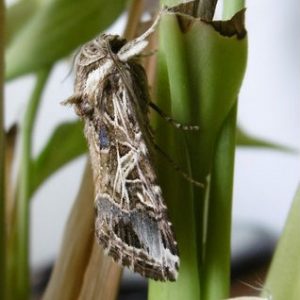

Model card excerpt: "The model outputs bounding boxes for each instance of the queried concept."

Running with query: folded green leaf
[30,121,86,197]
[149,4,247,300]
[6,0,126,80]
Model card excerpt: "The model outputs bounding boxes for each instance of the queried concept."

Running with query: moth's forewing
[70,33,179,281]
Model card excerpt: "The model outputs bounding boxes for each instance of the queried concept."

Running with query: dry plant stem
[0,0,5,297]
[196,0,218,20]
[43,163,122,300]
[78,241,122,300]
[43,164,95,300]
[126,0,158,88]
[124,0,144,40]
[126,1,159,114]
[142,20,158,91]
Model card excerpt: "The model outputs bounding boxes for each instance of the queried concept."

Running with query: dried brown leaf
[43,162,122,300]
[78,241,122,300]
[43,164,94,300]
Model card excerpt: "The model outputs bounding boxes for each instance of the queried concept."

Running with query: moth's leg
[149,101,199,131]
[136,49,158,58]
[118,9,164,61]
[153,143,204,188]
[61,93,94,118]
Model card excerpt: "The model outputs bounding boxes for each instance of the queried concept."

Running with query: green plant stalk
[202,104,237,299]
[148,26,200,300]
[14,68,50,299]
[223,0,245,19]
[201,1,246,298]
[149,1,247,298]
[0,0,5,298]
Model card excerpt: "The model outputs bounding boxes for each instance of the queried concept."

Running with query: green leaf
[30,120,86,197]
[6,0,126,80]
[236,126,295,152]
[264,184,300,300]
[0,0,5,298]
[5,0,41,47]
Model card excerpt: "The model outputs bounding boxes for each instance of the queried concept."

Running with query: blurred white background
[5,0,300,269]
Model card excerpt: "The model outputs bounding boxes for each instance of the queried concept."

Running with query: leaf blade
[264,185,300,300]
[30,120,86,197]
[6,0,126,80]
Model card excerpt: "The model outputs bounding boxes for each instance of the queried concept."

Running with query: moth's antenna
[149,101,199,131]
[61,49,80,83]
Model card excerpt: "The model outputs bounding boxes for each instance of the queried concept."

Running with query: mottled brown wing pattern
[67,20,179,281]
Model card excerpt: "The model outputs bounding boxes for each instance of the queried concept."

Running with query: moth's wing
[86,71,179,281]
[95,194,179,281]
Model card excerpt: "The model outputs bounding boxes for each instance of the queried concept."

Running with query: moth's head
[76,34,127,68]
[73,34,128,95]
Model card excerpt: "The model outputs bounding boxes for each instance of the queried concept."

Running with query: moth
[64,13,180,281]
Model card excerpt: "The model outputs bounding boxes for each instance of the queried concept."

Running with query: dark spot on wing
[119,144,131,156]
[99,126,110,149]
[161,228,178,256]
[127,166,139,180]
[113,219,142,249]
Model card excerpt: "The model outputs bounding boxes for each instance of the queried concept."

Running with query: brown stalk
[78,241,122,300]
[43,161,123,300]
[124,0,145,40]
[43,164,96,300]
[194,0,218,20]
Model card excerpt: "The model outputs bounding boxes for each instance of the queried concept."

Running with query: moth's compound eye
[89,47,97,54]
[106,35,127,54]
